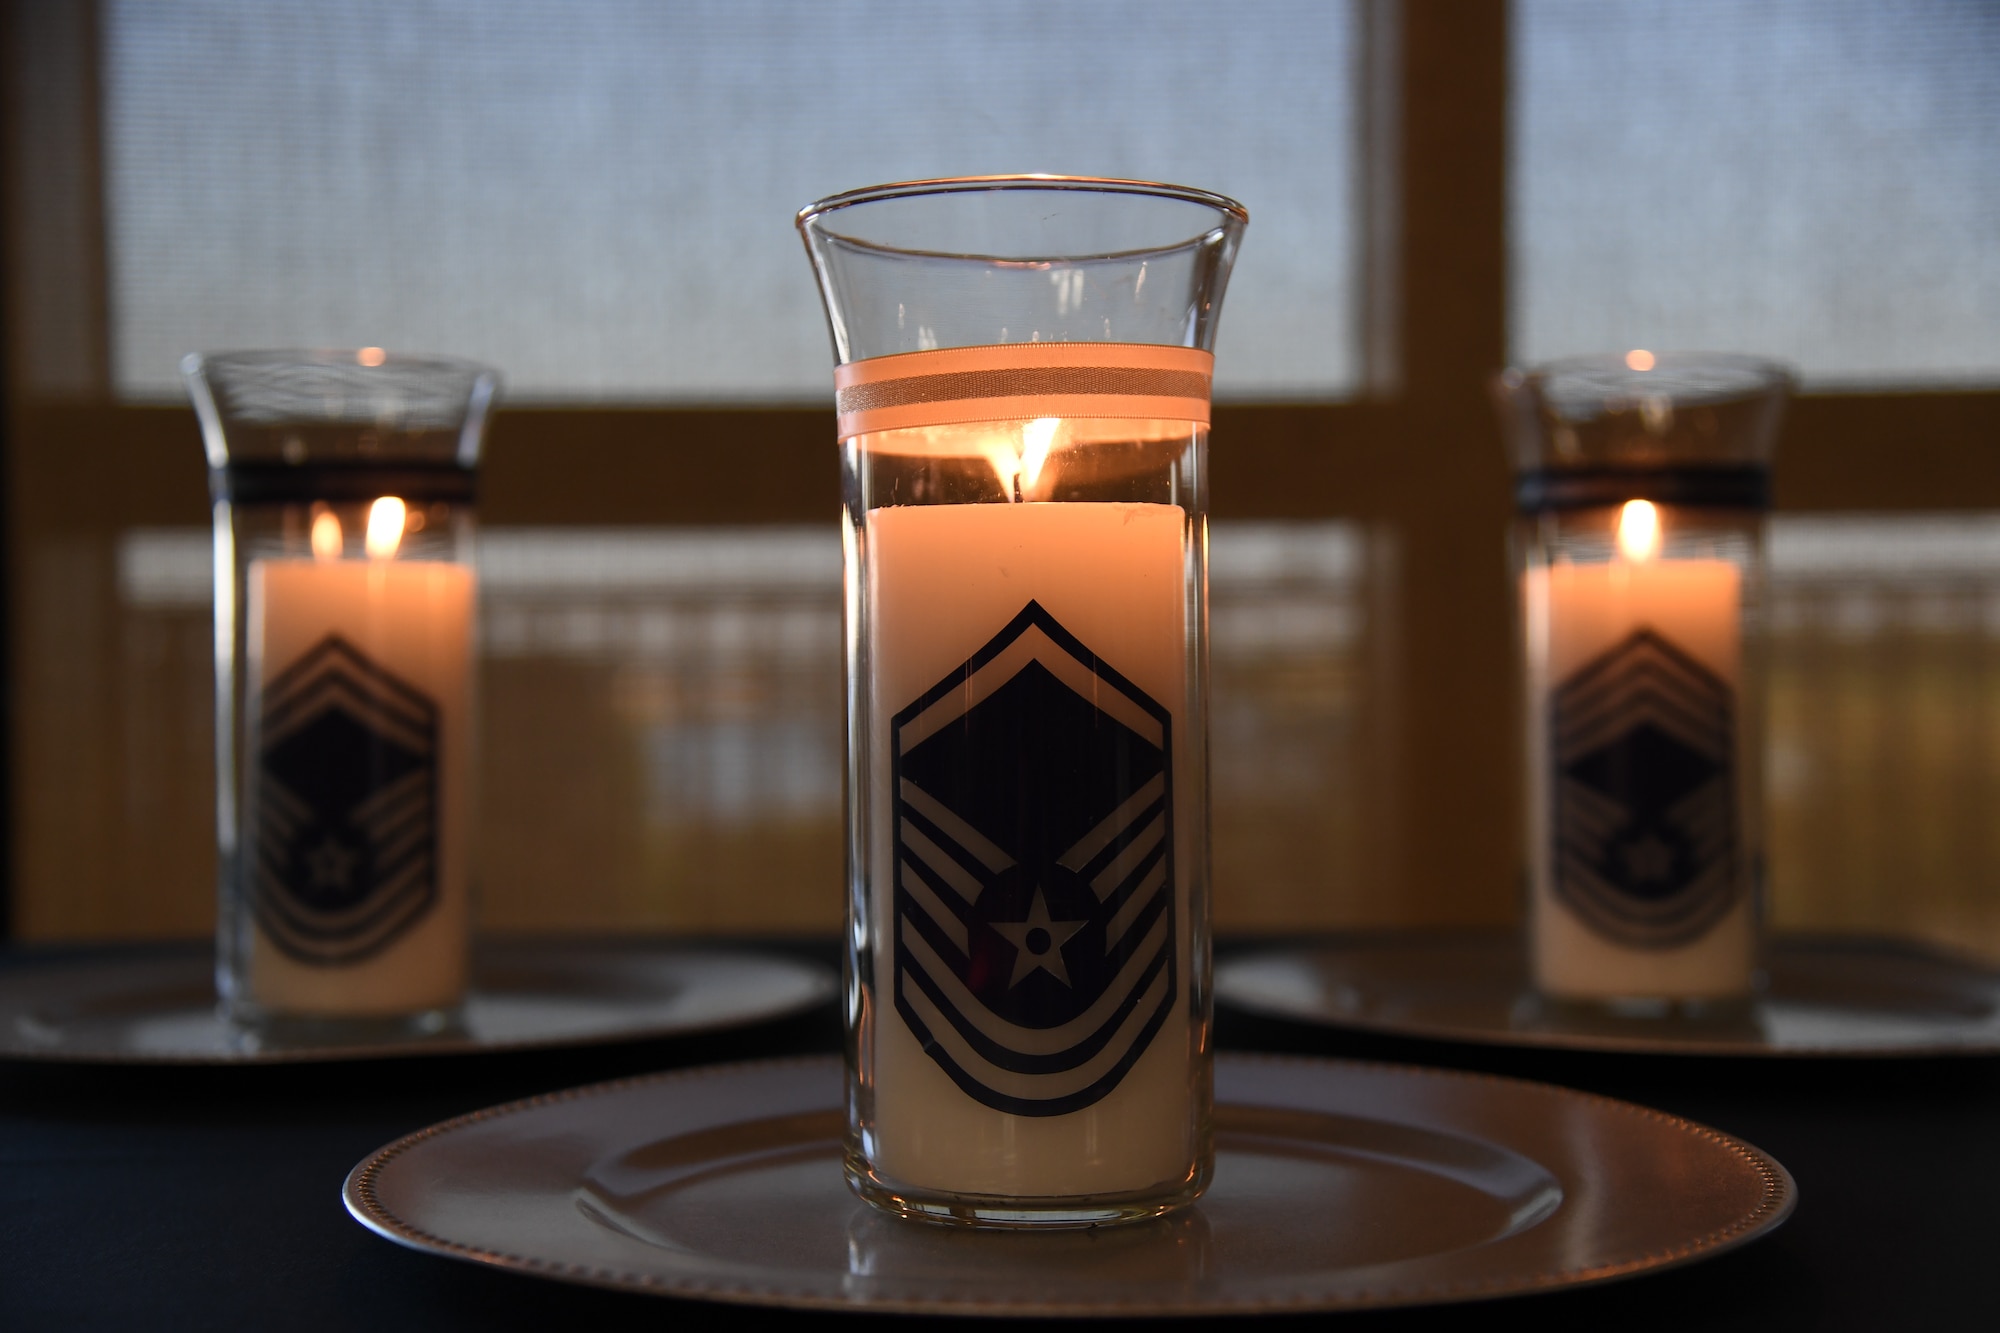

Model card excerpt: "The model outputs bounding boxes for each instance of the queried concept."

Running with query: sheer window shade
[1512,0,2000,387]
[104,0,1362,403]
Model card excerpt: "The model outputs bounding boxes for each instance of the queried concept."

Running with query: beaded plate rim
[343,1052,1793,1316]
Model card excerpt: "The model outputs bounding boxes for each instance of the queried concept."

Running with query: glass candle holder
[1494,353,1792,1011]
[798,177,1247,1227]
[184,350,498,1042]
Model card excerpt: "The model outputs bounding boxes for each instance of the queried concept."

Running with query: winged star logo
[255,635,440,963]
[891,601,1176,1117]
[1551,628,1738,948]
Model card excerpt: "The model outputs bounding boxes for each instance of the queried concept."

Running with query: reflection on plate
[0,940,835,1064]
[1216,933,2000,1056]
[344,1054,1791,1316]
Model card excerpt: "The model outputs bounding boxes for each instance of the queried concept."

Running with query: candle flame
[980,443,1019,498]
[1625,349,1656,372]
[366,497,407,558]
[982,418,1063,502]
[1019,418,1059,494]
[310,509,343,561]
[1617,499,1661,562]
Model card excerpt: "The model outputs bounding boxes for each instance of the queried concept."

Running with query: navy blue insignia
[891,601,1175,1117]
[254,635,440,963]
[1551,628,1737,947]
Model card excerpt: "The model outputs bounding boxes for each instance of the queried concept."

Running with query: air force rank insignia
[254,635,441,964]
[1551,628,1738,948]
[891,601,1176,1117]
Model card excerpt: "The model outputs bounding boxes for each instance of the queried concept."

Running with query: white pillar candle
[864,499,1197,1199]
[241,544,474,1016]
[1522,501,1754,1000]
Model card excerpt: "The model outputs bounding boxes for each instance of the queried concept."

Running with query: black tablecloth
[4,938,1996,1330]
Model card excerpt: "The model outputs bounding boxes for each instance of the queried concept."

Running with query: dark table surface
[4,936,1996,1331]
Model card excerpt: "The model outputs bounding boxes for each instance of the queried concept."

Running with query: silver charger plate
[1216,932,2000,1056]
[343,1053,1792,1316]
[0,939,836,1064]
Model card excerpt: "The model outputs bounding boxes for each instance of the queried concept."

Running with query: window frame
[6,0,1999,938]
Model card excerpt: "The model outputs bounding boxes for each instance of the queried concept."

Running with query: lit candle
[1522,500,1755,1000]
[239,499,475,1017]
[799,176,1246,1224]
[863,491,1195,1199]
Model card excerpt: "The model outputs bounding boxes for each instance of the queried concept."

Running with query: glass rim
[182,348,500,380]
[796,174,1249,257]
[181,348,500,472]
[1504,351,1797,411]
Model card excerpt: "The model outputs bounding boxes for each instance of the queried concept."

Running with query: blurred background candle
[1498,354,1792,1008]
[1523,499,1750,999]
[242,500,475,1017]
[186,350,497,1038]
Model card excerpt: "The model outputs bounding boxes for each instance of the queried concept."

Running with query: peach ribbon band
[834,342,1213,440]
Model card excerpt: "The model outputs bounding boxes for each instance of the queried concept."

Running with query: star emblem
[1617,834,1677,885]
[990,889,1087,988]
[304,836,358,891]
